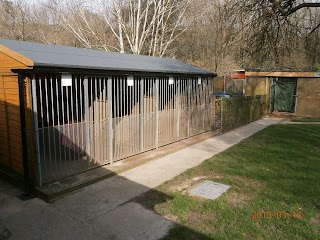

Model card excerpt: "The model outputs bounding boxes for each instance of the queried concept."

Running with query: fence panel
[221,95,266,133]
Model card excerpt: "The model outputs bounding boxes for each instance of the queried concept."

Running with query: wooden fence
[220,95,266,133]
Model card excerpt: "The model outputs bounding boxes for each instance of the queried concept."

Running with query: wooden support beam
[246,71,320,78]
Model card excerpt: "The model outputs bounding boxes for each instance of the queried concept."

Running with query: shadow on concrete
[0,171,213,240]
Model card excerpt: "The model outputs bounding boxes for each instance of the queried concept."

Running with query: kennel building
[0,39,216,186]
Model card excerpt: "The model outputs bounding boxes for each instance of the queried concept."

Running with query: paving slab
[89,202,174,240]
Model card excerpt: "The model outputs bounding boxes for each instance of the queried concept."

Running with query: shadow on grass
[133,189,213,240]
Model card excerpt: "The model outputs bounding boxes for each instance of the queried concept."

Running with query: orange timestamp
[252,211,303,220]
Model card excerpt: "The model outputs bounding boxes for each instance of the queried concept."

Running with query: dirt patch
[167,176,208,193]
[164,214,178,222]
[167,173,224,193]
[226,191,252,208]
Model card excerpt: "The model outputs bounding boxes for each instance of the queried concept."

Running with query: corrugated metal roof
[0,38,215,76]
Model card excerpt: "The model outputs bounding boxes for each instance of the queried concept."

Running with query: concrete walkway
[0,117,282,240]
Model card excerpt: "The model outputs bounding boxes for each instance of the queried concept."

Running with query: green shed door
[271,78,297,113]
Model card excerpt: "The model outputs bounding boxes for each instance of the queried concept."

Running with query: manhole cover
[188,180,230,200]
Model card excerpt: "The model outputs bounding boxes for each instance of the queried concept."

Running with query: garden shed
[0,39,216,186]
[245,68,320,117]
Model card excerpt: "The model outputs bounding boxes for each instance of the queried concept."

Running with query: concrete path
[0,117,282,240]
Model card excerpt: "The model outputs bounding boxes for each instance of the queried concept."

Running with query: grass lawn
[135,125,320,239]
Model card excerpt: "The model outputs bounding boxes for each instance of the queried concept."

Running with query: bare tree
[43,0,189,56]
[176,0,242,73]
[233,0,320,68]
[0,0,37,41]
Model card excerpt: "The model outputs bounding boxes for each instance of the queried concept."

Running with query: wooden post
[25,77,36,183]
[18,74,31,192]
[211,95,216,130]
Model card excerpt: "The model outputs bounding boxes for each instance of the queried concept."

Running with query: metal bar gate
[31,75,213,185]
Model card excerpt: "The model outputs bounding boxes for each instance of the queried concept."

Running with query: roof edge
[13,66,217,77]
[0,44,34,67]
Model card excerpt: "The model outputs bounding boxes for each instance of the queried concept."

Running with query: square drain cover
[188,180,230,200]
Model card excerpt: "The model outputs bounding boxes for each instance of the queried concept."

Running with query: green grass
[135,125,320,239]
[291,117,320,122]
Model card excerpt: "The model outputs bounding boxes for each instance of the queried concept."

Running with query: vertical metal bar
[169,78,171,141]
[98,77,102,163]
[60,75,67,174]
[107,78,113,164]
[31,77,42,186]
[202,78,206,132]
[136,77,139,153]
[39,77,47,180]
[176,78,180,139]
[49,75,58,178]
[79,76,84,166]
[166,80,171,143]
[94,77,98,162]
[168,78,170,142]
[155,78,159,148]
[187,79,191,138]
[114,77,117,160]
[121,77,124,158]
[206,79,210,130]
[140,78,144,152]
[69,78,76,168]
[44,76,53,177]
[101,77,106,163]
[131,76,134,153]
[74,76,80,166]
[48,75,59,176]
[116,77,119,160]
[65,78,72,172]
[135,77,138,153]
[126,77,129,156]
[105,77,108,161]
[90,77,95,164]
[105,77,108,162]
[84,77,91,165]
[165,78,168,143]
[55,76,62,177]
